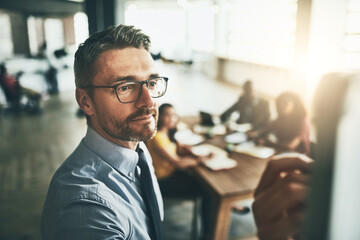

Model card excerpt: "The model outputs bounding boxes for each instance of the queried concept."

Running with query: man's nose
[136,84,154,108]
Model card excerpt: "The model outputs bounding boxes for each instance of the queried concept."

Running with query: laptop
[199,111,215,126]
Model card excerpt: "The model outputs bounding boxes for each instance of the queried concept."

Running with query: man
[41,25,168,239]
[220,80,270,131]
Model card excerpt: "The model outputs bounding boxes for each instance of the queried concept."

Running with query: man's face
[87,48,159,146]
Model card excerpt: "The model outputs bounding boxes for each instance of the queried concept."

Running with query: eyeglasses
[81,77,168,103]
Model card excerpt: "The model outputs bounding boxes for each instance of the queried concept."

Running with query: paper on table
[203,156,238,171]
[192,144,227,156]
[193,124,227,135]
[174,129,205,146]
[224,132,247,144]
[234,142,275,159]
[227,122,252,133]
[272,152,313,162]
[192,144,237,171]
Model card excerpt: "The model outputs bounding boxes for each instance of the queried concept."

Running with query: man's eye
[117,83,136,93]
[149,80,157,87]
[120,86,129,91]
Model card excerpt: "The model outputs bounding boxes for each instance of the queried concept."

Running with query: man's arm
[220,98,241,122]
[252,156,312,240]
[47,201,127,240]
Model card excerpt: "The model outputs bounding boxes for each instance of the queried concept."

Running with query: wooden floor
[0,62,256,240]
[0,91,86,240]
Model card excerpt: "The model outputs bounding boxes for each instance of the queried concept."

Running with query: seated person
[0,63,21,111]
[0,63,41,114]
[146,103,212,236]
[147,103,202,181]
[220,80,271,131]
[249,91,311,156]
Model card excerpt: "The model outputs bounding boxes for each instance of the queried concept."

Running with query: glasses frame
[81,77,168,103]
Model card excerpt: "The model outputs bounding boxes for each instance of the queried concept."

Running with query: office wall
[9,11,30,56]
[200,56,293,100]
[200,0,350,106]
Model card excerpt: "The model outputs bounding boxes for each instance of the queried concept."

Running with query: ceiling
[0,0,84,16]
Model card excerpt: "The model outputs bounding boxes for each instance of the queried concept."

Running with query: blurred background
[0,0,359,239]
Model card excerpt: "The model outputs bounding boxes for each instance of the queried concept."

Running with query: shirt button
[128,172,133,178]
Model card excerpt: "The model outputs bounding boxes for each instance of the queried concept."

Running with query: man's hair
[74,24,151,88]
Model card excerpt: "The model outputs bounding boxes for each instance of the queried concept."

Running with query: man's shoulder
[46,143,105,202]
[42,141,135,228]
[45,141,123,207]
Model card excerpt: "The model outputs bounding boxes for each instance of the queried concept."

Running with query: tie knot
[136,147,147,169]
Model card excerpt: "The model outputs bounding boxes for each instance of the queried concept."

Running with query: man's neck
[89,125,139,150]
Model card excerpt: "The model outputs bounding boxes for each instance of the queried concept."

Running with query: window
[44,18,65,52]
[125,1,214,60]
[0,12,13,60]
[226,0,298,68]
[74,12,89,45]
[343,0,360,69]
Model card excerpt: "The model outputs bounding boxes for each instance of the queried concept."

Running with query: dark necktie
[137,147,163,240]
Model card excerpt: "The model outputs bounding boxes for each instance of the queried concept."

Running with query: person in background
[147,103,201,176]
[221,80,271,214]
[0,63,21,112]
[220,80,271,131]
[249,91,311,156]
[41,24,168,239]
[40,43,60,95]
[0,63,41,114]
[146,103,213,239]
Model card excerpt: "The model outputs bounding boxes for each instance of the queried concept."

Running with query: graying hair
[74,24,151,88]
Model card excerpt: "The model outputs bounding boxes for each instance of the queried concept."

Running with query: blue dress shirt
[41,127,164,240]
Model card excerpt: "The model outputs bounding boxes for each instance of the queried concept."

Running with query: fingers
[252,155,312,240]
[254,156,312,197]
[257,212,305,240]
[253,175,308,227]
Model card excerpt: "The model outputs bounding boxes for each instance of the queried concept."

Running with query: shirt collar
[83,126,144,182]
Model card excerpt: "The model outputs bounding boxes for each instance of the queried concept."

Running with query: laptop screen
[199,111,215,126]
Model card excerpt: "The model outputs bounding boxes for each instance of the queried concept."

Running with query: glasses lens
[116,81,140,102]
[115,77,167,103]
[148,78,167,98]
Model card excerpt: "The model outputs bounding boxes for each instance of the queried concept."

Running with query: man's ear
[76,88,95,116]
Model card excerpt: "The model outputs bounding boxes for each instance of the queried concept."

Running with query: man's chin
[127,129,156,142]
[128,124,156,141]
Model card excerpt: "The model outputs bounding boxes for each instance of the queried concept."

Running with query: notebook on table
[192,144,237,171]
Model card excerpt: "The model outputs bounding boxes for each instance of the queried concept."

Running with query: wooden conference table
[183,119,270,240]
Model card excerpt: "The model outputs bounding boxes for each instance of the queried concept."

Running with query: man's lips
[131,114,154,121]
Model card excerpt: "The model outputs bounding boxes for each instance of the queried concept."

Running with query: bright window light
[0,13,13,60]
[125,1,214,59]
[44,18,65,51]
[226,0,298,68]
[343,0,360,69]
[74,12,89,45]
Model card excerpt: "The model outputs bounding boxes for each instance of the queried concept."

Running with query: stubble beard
[99,107,158,142]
